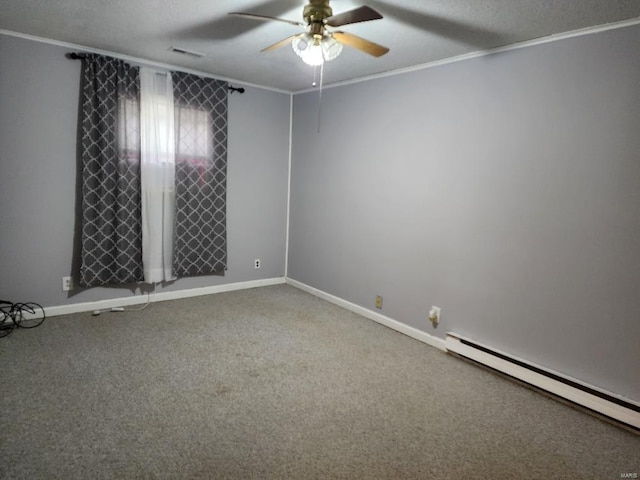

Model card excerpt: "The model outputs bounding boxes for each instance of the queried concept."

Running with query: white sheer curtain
[140,68,176,283]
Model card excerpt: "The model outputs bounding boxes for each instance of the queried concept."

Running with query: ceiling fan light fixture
[292,33,342,66]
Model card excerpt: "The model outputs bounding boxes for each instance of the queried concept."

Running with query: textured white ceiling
[1,0,639,92]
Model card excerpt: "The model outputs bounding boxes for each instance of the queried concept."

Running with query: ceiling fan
[229,0,389,66]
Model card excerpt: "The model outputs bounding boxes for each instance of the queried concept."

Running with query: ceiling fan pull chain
[317,61,324,134]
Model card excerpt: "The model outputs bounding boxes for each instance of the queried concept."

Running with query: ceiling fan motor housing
[304,0,333,36]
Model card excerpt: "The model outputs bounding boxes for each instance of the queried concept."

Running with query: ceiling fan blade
[332,31,389,57]
[228,12,304,27]
[261,34,301,52]
[326,6,383,27]
[365,1,505,47]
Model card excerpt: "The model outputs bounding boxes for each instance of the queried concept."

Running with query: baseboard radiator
[445,333,640,430]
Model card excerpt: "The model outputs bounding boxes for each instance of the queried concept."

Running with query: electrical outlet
[375,295,383,309]
[254,259,261,269]
[62,276,73,291]
[429,306,441,327]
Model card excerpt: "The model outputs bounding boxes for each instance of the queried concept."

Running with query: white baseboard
[285,277,447,351]
[446,333,640,429]
[45,277,286,317]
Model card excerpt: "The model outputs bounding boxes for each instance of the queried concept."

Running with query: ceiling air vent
[169,47,204,59]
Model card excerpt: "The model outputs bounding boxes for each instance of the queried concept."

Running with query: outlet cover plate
[375,295,383,309]
[62,276,73,291]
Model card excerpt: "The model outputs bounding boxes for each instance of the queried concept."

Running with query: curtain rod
[66,52,245,93]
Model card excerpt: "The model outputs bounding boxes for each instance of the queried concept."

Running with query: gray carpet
[1,284,637,479]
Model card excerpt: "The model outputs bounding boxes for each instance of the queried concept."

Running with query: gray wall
[288,25,640,401]
[0,34,291,307]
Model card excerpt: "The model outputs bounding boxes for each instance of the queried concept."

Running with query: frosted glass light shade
[292,33,343,66]
[321,36,343,62]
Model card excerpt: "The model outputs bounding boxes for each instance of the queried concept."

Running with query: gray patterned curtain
[78,55,143,287]
[171,72,228,277]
